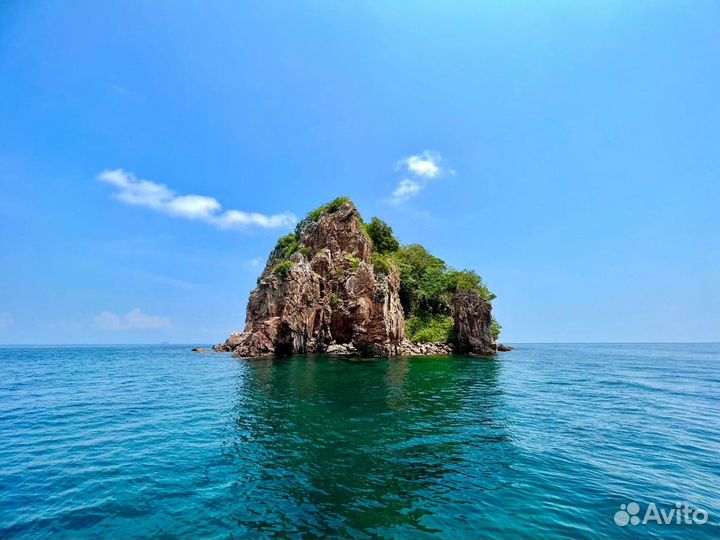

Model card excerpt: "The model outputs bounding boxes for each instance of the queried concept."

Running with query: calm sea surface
[0,344,718,539]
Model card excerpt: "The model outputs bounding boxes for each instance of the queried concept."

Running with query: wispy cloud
[97,169,296,229]
[391,179,422,202]
[94,308,171,331]
[0,312,13,330]
[389,150,451,203]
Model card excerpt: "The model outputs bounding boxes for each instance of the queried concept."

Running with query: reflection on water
[224,355,509,538]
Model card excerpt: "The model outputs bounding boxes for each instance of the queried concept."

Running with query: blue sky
[0,0,718,344]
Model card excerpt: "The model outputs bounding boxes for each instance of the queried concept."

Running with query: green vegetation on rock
[392,245,494,314]
[294,196,351,236]
[491,318,502,341]
[365,217,400,254]
[271,197,352,266]
[371,252,394,275]
[345,254,361,271]
[406,313,456,343]
[380,240,496,344]
[275,233,297,257]
[272,260,295,277]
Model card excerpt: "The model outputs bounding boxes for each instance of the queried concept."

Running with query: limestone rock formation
[215,199,502,358]
[453,291,496,356]
[215,201,405,357]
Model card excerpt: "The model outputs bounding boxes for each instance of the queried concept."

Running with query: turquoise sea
[0,344,718,539]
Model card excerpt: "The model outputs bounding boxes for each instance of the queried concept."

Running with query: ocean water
[0,344,718,539]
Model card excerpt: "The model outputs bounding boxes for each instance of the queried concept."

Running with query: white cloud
[390,179,422,203]
[389,150,452,204]
[97,169,296,229]
[0,312,13,330]
[397,150,443,179]
[248,257,262,268]
[213,210,297,229]
[94,308,171,331]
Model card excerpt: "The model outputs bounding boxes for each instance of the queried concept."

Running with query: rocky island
[215,197,508,358]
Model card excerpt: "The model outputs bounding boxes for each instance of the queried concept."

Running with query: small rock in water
[326,343,353,355]
[191,347,207,353]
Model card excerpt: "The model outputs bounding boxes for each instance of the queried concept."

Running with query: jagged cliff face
[215,200,497,358]
[218,202,405,357]
[453,292,496,356]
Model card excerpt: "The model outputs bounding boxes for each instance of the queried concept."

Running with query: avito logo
[614,501,708,527]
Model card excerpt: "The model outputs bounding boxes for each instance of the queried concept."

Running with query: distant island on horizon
[213,197,511,358]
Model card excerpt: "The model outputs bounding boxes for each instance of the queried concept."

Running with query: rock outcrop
[215,200,501,358]
[453,291,496,356]
[398,340,455,356]
[215,202,405,357]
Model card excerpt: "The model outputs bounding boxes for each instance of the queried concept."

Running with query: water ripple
[0,344,718,539]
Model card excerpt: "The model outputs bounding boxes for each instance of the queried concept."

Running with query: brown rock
[216,201,406,358]
[326,343,355,355]
[215,199,502,359]
[453,291,496,356]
